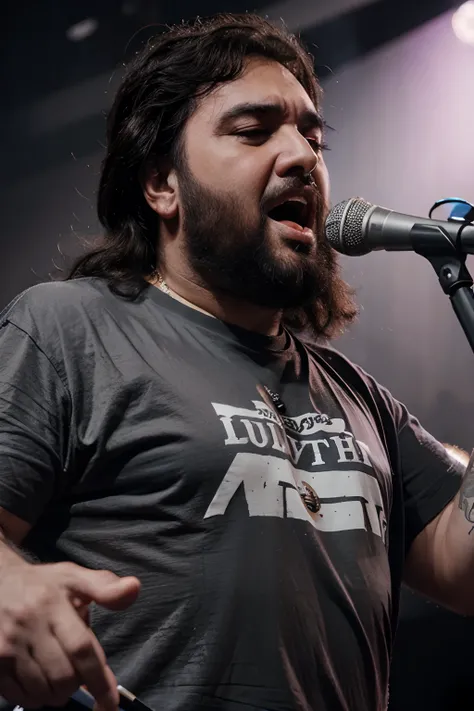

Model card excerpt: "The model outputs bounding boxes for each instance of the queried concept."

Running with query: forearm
[0,526,34,567]
[435,459,474,613]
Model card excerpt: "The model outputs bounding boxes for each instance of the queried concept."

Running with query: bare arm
[458,459,474,532]
[0,506,32,553]
[404,454,474,615]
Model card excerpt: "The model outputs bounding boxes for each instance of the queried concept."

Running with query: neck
[149,267,282,337]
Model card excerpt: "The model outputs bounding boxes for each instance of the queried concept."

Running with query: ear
[142,157,179,219]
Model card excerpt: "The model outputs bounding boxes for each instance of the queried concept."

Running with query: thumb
[66,568,141,611]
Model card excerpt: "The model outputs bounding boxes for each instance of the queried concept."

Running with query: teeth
[287,197,307,205]
[270,196,308,209]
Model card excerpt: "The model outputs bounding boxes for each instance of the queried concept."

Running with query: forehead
[193,57,317,125]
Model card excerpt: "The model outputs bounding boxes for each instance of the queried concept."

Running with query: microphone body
[325,198,474,256]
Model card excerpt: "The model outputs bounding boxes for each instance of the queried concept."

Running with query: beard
[178,161,338,311]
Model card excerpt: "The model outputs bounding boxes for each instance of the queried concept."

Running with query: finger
[31,629,80,706]
[92,665,120,711]
[94,576,140,611]
[0,675,29,707]
[71,597,90,626]
[13,650,53,707]
[52,608,119,711]
[63,567,141,611]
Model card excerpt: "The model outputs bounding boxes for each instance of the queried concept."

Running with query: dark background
[2,1,474,708]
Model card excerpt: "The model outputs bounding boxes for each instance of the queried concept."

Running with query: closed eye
[306,138,330,152]
[235,129,272,143]
[236,130,329,152]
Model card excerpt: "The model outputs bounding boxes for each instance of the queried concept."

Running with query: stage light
[66,18,99,42]
[452,1,474,46]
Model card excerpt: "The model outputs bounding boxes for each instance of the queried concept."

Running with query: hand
[0,560,140,710]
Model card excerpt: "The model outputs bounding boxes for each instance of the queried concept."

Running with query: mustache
[261,176,327,229]
[261,176,322,208]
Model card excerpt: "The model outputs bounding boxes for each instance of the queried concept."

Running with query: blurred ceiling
[1,0,461,184]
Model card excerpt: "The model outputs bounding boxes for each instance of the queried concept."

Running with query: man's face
[175,57,332,309]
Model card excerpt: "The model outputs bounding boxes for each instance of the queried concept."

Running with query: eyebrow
[215,101,325,133]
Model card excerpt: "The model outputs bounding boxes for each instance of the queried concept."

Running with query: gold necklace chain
[154,271,171,295]
[153,271,217,319]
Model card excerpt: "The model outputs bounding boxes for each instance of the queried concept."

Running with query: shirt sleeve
[395,404,463,552]
[0,320,72,525]
[344,353,463,552]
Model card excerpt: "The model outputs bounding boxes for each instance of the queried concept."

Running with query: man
[0,12,470,711]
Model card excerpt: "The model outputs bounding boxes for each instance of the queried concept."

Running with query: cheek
[186,147,224,187]
[186,133,269,196]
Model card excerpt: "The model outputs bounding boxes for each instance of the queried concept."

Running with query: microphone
[325,197,474,256]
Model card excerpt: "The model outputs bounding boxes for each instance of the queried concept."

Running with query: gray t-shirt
[0,277,461,711]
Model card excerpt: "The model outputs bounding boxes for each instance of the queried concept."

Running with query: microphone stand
[411,223,474,354]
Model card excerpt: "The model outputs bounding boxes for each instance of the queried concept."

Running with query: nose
[273,126,319,180]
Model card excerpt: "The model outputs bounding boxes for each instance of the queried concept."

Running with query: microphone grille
[325,197,373,255]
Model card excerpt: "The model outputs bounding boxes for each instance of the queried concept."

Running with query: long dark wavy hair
[65,12,357,338]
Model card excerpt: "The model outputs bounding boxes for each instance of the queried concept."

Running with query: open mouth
[267,199,310,232]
